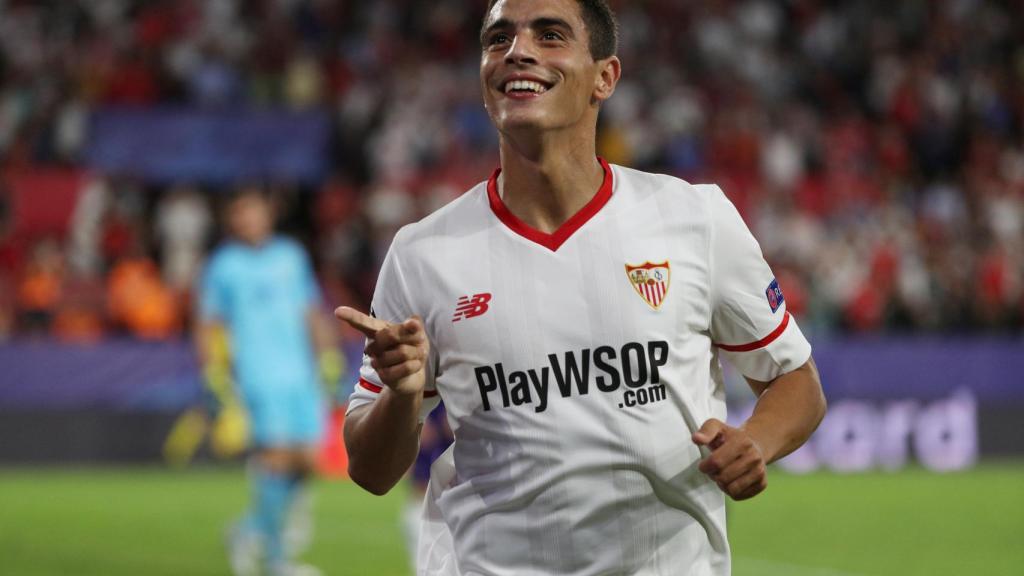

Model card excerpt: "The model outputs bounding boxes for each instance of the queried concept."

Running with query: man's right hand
[335,306,428,397]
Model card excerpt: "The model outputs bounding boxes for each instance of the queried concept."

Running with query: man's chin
[496,111,552,134]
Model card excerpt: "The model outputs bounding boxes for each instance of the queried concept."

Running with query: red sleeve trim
[715,311,791,352]
[487,157,614,252]
[358,378,382,393]
[359,378,439,398]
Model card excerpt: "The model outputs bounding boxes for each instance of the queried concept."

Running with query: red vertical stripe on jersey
[488,157,614,252]
[715,312,791,352]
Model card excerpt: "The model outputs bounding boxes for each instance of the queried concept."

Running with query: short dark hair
[483,0,619,60]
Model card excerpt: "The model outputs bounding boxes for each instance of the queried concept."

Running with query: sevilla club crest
[625,261,670,310]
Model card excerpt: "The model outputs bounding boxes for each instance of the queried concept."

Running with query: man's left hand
[692,418,768,501]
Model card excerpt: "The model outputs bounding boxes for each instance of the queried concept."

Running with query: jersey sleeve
[704,185,812,381]
[346,234,440,421]
[198,253,228,322]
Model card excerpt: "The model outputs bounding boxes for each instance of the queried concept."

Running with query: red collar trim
[487,157,614,252]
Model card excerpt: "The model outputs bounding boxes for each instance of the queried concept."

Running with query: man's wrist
[378,385,425,428]
[739,419,778,463]
[387,384,426,399]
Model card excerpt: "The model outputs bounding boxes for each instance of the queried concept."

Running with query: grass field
[0,463,1021,576]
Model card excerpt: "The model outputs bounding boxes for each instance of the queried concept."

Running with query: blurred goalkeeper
[195,185,341,576]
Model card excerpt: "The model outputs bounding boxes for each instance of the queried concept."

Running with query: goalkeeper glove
[319,348,345,399]
[203,363,249,459]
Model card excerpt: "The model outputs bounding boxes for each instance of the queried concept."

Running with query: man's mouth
[502,79,551,95]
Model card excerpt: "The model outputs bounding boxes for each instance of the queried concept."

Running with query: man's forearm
[344,390,423,495]
[742,358,826,463]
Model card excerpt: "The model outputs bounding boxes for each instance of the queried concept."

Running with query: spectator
[0,0,1021,339]
[153,184,212,292]
[107,240,181,341]
[15,238,64,336]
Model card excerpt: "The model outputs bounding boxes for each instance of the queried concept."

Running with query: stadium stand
[0,0,1021,344]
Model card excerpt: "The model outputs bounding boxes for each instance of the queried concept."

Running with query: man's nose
[504,34,538,65]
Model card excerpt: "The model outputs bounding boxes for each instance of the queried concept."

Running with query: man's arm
[692,357,826,500]
[336,307,428,496]
[740,357,826,463]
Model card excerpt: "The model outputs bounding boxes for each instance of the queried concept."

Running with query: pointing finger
[335,306,389,338]
[366,322,427,356]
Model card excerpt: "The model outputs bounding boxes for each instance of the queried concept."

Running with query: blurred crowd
[0,0,1023,342]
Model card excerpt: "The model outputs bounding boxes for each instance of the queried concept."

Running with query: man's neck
[238,235,271,248]
[497,131,605,234]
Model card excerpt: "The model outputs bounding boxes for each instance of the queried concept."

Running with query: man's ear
[593,56,621,103]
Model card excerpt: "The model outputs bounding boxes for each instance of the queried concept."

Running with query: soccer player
[197,186,340,576]
[339,0,827,574]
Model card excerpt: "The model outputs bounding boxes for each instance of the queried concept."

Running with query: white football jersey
[348,159,812,576]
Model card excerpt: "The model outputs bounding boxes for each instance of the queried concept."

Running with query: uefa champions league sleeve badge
[625,261,671,310]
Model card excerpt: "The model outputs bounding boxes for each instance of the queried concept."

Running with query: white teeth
[504,80,547,94]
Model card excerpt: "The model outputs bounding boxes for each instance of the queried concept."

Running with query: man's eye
[489,33,510,45]
[541,31,563,41]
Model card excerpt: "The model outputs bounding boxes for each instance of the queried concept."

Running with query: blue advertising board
[85,107,331,185]
[0,338,1020,465]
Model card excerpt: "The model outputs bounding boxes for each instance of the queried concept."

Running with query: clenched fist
[692,418,768,501]
[335,306,429,397]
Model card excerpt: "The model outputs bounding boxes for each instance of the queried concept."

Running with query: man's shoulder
[267,235,307,259]
[207,241,240,267]
[612,164,723,204]
[391,179,490,248]
[201,243,243,290]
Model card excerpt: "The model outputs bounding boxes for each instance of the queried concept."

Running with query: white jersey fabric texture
[347,159,812,576]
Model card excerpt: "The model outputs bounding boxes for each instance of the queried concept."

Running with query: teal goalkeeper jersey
[199,236,321,391]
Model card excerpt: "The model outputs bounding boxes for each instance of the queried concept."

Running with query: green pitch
[0,463,1021,576]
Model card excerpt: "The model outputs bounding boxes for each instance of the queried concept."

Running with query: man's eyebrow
[480,17,513,43]
[530,17,574,36]
[480,16,576,43]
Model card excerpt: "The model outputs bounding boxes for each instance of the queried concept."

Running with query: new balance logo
[453,293,492,322]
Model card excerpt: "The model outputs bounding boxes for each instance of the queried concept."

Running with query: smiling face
[480,0,618,138]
